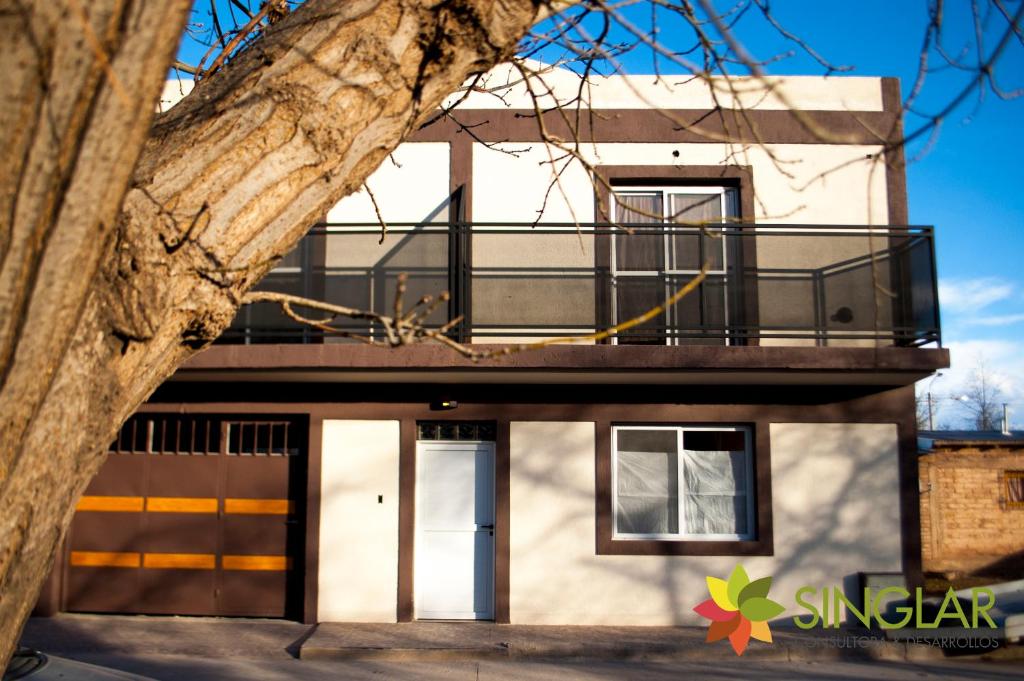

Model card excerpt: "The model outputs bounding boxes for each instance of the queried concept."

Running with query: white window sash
[609,186,736,346]
[611,425,754,541]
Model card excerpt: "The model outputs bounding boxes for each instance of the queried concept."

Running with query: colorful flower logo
[693,565,785,655]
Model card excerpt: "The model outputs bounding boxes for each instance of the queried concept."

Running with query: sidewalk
[23,615,1009,664]
[298,621,970,662]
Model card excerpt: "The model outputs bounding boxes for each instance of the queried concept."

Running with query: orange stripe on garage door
[224,499,294,515]
[222,555,291,571]
[70,551,141,568]
[143,553,216,569]
[76,496,145,512]
[145,497,218,513]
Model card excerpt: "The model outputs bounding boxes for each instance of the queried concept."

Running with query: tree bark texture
[0,0,545,664]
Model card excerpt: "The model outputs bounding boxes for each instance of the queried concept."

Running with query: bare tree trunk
[0,0,193,661]
[0,0,546,664]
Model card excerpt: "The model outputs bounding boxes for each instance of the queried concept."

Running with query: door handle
[479,524,494,530]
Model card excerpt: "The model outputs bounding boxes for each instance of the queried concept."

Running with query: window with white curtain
[612,425,754,540]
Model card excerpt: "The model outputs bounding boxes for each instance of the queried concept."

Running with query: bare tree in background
[961,358,1006,431]
[0,0,1021,665]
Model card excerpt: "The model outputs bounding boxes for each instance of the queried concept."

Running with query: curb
[299,637,946,663]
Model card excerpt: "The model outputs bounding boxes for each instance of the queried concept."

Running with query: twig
[241,262,710,361]
[197,2,273,79]
[364,182,389,244]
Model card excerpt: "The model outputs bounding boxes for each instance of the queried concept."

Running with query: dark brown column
[397,419,417,621]
[303,416,323,623]
[495,419,511,623]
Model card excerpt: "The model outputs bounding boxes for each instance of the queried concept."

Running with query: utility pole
[925,372,944,431]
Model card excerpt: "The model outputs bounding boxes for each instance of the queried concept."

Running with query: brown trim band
[881,78,909,225]
[412,108,896,146]
[144,384,919,420]
[183,344,949,375]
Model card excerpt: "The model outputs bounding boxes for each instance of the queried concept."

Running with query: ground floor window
[613,425,754,541]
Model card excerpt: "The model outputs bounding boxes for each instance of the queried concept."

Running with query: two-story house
[39,66,949,626]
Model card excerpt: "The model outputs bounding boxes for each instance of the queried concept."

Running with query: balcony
[221,222,940,349]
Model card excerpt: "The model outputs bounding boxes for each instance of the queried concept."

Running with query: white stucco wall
[327,142,451,223]
[509,421,901,626]
[318,420,400,622]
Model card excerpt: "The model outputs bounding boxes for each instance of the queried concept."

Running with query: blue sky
[539,0,1024,427]
[704,0,1024,427]
[180,1,1023,426]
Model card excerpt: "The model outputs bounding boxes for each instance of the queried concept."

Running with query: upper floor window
[610,187,737,345]
[612,425,754,540]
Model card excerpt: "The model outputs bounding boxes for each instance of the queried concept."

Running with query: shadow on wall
[510,419,902,627]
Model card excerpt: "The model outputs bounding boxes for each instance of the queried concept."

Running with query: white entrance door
[415,441,495,620]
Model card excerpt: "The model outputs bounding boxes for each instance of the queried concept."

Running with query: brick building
[919,431,1024,581]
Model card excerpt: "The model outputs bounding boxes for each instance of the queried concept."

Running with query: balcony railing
[221,223,941,348]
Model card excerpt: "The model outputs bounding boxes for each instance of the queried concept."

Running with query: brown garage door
[64,414,306,618]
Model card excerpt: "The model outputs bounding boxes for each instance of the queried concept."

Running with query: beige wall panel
[769,423,902,573]
[473,143,888,227]
[473,146,596,223]
[325,231,448,269]
[319,420,400,622]
[509,421,900,626]
[327,142,451,224]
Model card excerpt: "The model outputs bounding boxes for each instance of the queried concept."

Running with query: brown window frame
[596,420,773,556]
[1005,470,1024,509]
[592,165,759,347]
